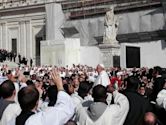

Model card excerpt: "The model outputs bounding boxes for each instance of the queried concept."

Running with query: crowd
[0,49,32,66]
[0,63,166,125]
[0,49,17,62]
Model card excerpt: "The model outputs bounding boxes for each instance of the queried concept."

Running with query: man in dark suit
[18,54,21,64]
[13,52,17,62]
[123,76,152,125]
[150,66,165,101]
[30,58,33,67]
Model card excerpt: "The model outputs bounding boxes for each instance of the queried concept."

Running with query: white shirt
[94,71,110,87]
[20,83,27,89]
[30,70,34,76]
[60,72,66,78]
[25,91,75,125]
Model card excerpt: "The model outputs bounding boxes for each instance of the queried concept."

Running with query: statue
[103,7,119,45]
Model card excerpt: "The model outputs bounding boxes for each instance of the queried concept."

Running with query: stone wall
[121,40,166,68]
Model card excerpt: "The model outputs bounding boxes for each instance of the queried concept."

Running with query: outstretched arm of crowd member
[109,90,129,125]
[25,69,75,125]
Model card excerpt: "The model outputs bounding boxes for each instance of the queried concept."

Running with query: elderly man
[94,64,110,87]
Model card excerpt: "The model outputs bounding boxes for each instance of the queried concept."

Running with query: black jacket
[123,89,152,125]
[150,76,165,101]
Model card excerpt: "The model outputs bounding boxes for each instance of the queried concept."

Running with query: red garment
[110,77,122,87]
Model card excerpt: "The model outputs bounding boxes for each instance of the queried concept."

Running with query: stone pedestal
[99,43,120,68]
[41,38,103,67]
[40,38,80,67]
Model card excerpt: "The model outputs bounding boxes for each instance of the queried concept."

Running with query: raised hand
[51,68,64,91]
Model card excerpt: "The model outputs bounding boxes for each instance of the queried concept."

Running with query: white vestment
[71,92,93,108]
[156,89,166,110]
[25,91,75,125]
[0,103,21,125]
[76,91,129,125]
[94,71,110,87]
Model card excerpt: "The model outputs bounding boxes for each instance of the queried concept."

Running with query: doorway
[126,46,140,68]
[113,56,120,67]
[12,38,17,54]
[35,37,42,66]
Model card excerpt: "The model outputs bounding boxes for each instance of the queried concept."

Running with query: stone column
[29,20,33,58]
[19,21,26,56]
[45,3,64,41]
[161,0,166,29]
[2,23,7,49]
[25,20,32,59]
[0,24,2,48]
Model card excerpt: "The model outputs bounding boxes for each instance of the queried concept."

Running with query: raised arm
[109,91,129,125]
[25,69,75,125]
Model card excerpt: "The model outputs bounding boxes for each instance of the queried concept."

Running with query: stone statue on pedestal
[103,7,119,45]
[99,6,120,68]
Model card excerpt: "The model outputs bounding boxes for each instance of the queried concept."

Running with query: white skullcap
[99,64,105,68]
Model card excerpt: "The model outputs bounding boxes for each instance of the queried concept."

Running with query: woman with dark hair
[47,85,58,106]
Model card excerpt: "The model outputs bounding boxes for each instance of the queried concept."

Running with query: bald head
[143,112,157,125]
[65,120,77,125]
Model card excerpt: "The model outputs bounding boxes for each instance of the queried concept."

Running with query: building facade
[0,0,165,67]
[0,0,47,65]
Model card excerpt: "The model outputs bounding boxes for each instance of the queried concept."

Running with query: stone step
[0,61,18,69]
